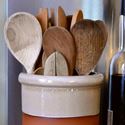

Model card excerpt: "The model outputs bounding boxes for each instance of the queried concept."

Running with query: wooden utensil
[57,6,67,28]
[37,8,48,33]
[44,51,69,76]
[43,26,76,75]
[44,52,56,76]
[42,51,47,67]
[70,10,83,30]
[71,19,108,75]
[4,12,42,73]
[33,67,44,75]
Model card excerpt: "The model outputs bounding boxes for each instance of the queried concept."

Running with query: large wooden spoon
[43,26,76,75]
[4,12,42,73]
[71,19,108,75]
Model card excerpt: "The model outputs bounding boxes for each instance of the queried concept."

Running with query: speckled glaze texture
[19,73,103,118]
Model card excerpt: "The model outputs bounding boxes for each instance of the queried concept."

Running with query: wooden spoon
[37,8,49,33]
[4,12,42,73]
[70,10,83,30]
[71,19,108,75]
[57,6,67,28]
[43,26,76,75]
[44,51,69,76]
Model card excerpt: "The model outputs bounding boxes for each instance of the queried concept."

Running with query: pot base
[22,113,99,125]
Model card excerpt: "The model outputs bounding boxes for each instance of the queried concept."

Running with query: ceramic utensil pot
[19,73,103,125]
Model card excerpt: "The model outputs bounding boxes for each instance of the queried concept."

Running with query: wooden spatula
[44,51,69,76]
[37,8,49,33]
[57,6,67,28]
[71,19,108,75]
[70,10,83,30]
[43,26,76,75]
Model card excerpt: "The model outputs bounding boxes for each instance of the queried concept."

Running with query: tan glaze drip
[71,19,108,75]
[43,26,76,75]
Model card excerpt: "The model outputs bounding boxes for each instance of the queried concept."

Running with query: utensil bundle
[4,6,108,76]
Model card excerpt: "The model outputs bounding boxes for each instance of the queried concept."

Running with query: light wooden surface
[4,12,42,73]
[71,20,108,75]
[55,51,69,76]
[44,51,69,76]
[42,51,47,67]
[44,52,56,76]
[43,26,76,75]
[70,10,83,29]
[37,8,48,33]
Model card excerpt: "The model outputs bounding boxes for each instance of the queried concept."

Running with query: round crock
[18,73,104,118]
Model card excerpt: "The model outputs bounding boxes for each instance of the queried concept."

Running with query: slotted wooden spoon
[71,19,108,75]
[43,26,76,75]
[44,51,69,76]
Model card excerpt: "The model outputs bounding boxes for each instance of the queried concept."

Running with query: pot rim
[19,73,104,87]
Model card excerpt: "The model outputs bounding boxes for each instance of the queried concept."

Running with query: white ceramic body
[19,73,103,118]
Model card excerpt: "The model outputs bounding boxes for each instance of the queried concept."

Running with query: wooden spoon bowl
[4,12,42,73]
[71,19,108,75]
[43,26,76,75]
